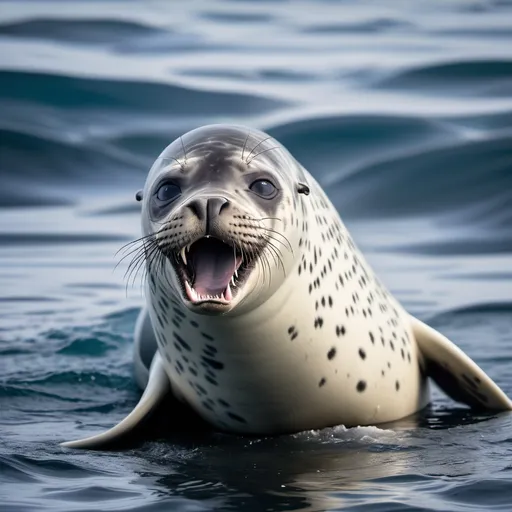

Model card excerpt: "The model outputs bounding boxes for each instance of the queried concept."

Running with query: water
[1,0,512,510]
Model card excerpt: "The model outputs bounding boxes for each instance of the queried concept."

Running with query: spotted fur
[61,125,512,449]
[140,125,429,433]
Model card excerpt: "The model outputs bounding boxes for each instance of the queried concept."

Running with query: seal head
[141,125,307,315]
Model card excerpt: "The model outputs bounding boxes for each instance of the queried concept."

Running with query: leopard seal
[62,124,512,448]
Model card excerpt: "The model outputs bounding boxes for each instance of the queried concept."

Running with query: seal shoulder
[410,315,512,410]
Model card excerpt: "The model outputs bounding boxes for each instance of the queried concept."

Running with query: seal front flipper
[61,352,170,449]
[410,315,512,410]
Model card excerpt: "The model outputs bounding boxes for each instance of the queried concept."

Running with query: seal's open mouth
[174,237,246,305]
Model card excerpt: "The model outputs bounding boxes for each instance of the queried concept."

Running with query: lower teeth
[185,281,233,302]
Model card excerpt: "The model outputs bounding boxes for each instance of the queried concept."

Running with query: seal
[62,124,512,448]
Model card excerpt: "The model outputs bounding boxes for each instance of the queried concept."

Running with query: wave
[0,69,288,207]
[301,18,414,34]
[0,17,162,45]
[267,113,459,179]
[327,135,512,224]
[0,16,235,55]
[375,60,512,97]
[0,232,129,246]
[384,234,512,256]
[0,70,287,115]
[429,302,512,319]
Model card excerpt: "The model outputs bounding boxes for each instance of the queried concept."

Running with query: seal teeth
[184,280,232,304]
[224,283,233,301]
[180,247,187,267]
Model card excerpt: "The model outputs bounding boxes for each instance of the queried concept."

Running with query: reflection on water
[1,0,512,510]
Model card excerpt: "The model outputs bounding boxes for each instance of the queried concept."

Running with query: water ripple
[2,1,512,511]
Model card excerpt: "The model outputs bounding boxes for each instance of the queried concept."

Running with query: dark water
[2,1,512,510]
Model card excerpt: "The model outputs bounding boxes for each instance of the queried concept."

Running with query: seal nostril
[186,199,206,221]
[207,197,230,223]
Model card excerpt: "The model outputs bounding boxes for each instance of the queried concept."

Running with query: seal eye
[156,182,181,203]
[249,179,277,199]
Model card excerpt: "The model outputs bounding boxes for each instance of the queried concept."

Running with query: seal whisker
[264,239,286,277]
[123,242,153,280]
[158,250,175,295]
[124,249,150,295]
[249,216,282,223]
[245,135,273,163]
[116,232,158,257]
[262,243,278,274]
[125,238,162,293]
[125,241,159,288]
[247,146,281,165]
[180,136,188,165]
[158,155,186,172]
[241,129,251,162]
[115,239,157,271]
[255,226,293,253]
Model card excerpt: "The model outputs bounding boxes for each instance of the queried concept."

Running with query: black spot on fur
[462,373,478,390]
[336,325,346,336]
[174,333,191,352]
[201,356,224,370]
[356,380,367,392]
[327,347,336,360]
[196,384,207,395]
[227,412,247,423]
[204,344,217,355]
[319,377,326,387]
[173,307,185,319]
[359,348,366,360]
[202,400,214,411]
[205,375,218,386]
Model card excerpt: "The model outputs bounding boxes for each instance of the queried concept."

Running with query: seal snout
[186,196,230,233]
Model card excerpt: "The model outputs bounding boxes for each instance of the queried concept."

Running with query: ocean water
[1,0,512,510]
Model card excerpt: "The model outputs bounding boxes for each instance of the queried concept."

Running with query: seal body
[62,124,511,449]
[142,125,429,433]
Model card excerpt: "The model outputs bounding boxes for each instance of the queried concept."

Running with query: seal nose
[207,197,229,221]
[186,197,230,228]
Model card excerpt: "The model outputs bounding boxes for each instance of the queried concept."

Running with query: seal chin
[170,236,252,313]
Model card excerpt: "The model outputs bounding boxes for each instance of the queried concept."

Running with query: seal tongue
[190,238,236,297]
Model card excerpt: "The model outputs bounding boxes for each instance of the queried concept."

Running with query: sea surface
[1,1,512,510]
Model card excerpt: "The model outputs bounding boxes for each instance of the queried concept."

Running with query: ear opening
[297,183,310,196]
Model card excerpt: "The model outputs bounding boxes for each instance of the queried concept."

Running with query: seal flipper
[410,315,512,410]
[61,352,170,449]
